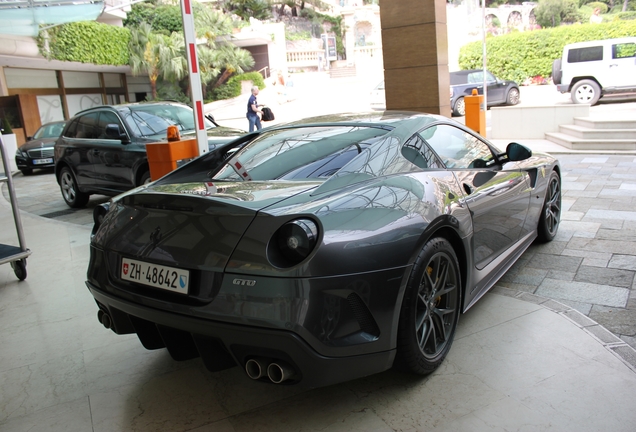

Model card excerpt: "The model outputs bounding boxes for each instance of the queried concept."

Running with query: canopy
[0,0,104,37]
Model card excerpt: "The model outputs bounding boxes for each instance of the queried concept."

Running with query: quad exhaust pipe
[245,357,296,383]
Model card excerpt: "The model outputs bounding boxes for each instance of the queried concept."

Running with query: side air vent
[347,293,380,337]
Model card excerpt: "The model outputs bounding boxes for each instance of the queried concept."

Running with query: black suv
[54,101,245,208]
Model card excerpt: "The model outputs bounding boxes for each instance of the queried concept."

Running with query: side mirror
[27,136,33,141]
[105,124,129,143]
[506,142,532,162]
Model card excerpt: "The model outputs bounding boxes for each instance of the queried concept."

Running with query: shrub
[210,72,266,101]
[39,21,130,65]
[458,20,636,82]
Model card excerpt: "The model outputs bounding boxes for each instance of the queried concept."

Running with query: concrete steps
[329,66,357,78]
[545,117,636,150]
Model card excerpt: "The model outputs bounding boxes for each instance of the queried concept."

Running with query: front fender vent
[347,293,380,337]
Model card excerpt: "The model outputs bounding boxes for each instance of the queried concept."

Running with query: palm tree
[129,22,185,99]
[211,44,255,88]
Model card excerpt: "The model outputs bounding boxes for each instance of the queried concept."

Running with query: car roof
[273,111,443,129]
[72,101,188,118]
[564,37,636,49]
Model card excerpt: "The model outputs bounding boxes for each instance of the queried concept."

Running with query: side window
[613,43,636,59]
[401,134,443,169]
[76,112,100,139]
[567,46,603,63]
[422,125,494,169]
[63,118,79,138]
[97,111,123,139]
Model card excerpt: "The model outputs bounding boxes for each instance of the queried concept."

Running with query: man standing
[246,86,263,132]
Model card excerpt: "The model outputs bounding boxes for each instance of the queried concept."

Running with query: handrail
[258,66,269,79]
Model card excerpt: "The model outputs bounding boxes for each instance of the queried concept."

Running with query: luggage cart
[0,131,30,280]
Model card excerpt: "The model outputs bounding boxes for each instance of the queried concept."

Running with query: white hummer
[552,37,636,105]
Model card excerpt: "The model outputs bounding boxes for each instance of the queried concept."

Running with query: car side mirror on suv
[105,124,130,143]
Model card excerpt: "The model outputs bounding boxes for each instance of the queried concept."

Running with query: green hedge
[210,72,266,101]
[458,20,636,83]
[41,21,130,65]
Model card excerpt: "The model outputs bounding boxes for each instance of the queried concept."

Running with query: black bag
[261,106,275,121]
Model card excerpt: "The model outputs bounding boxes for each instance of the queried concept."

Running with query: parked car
[54,101,245,208]
[450,70,520,116]
[369,72,520,116]
[15,120,65,175]
[86,111,561,389]
[553,37,636,105]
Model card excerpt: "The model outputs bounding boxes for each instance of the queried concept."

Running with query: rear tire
[571,80,601,105]
[394,237,461,375]
[59,167,89,208]
[537,171,561,243]
[452,97,466,117]
[507,87,520,105]
[139,170,151,186]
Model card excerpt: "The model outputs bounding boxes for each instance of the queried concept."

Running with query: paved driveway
[3,153,636,350]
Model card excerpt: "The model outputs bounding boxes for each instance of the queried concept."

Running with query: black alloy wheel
[537,171,561,242]
[395,237,461,375]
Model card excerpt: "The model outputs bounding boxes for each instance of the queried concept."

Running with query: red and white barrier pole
[180,0,208,156]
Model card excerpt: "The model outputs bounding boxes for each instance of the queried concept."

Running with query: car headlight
[268,218,319,267]
[15,149,26,157]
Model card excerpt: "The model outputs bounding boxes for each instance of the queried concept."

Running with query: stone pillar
[379,0,450,117]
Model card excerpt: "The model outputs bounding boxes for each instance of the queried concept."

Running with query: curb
[491,285,636,375]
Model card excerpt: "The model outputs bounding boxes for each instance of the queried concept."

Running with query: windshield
[211,126,391,182]
[118,104,214,138]
[33,122,65,139]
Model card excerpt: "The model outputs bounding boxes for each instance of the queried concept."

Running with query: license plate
[33,158,53,165]
[120,258,189,294]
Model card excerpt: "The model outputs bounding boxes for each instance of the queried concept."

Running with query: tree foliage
[124,4,184,34]
[220,0,272,20]
[534,0,582,27]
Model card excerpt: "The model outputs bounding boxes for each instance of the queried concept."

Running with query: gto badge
[233,278,256,286]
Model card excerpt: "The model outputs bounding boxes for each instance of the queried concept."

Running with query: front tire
[394,237,461,375]
[452,97,466,116]
[571,80,601,105]
[537,171,561,243]
[20,168,33,176]
[59,167,89,208]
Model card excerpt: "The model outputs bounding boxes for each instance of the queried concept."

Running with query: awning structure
[0,0,104,37]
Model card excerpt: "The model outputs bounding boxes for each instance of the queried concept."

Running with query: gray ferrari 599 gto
[87,112,561,388]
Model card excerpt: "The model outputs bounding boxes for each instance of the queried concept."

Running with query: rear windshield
[211,126,391,181]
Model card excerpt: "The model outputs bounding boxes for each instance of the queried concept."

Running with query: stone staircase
[545,117,636,151]
[329,65,357,79]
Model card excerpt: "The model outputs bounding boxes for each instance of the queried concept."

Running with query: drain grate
[40,208,79,218]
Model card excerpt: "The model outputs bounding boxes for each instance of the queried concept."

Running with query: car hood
[92,181,320,271]
[19,138,57,151]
